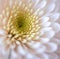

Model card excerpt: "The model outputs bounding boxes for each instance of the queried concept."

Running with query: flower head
[0,0,60,59]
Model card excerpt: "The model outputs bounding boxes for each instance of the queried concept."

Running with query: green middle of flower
[8,11,35,36]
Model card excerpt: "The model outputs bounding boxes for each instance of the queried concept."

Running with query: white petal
[52,23,60,33]
[2,17,7,25]
[1,49,7,56]
[44,30,55,38]
[39,11,44,16]
[34,0,46,10]
[0,29,6,35]
[50,13,60,21]
[11,50,18,58]
[32,43,40,49]
[39,30,44,36]
[42,54,49,59]
[41,17,49,24]
[49,53,59,59]
[38,53,49,59]
[47,3,55,12]
[18,46,26,55]
[40,27,52,37]
[45,43,57,52]
[25,53,33,59]
[51,38,60,44]
[33,0,40,7]
[34,56,40,59]
[39,0,47,9]
[40,38,50,43]
[41,27,52,31]
[0,37,5,45]
[42,22,51,27]
[9,0,13,8]
[36,45,46,53]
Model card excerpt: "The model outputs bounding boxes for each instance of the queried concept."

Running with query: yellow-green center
[9,11,34,35]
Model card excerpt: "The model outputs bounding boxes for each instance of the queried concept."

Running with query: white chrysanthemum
[0,0,60,59]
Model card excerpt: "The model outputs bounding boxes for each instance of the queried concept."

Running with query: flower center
[10,11,33,35]
[4,6,40,44]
